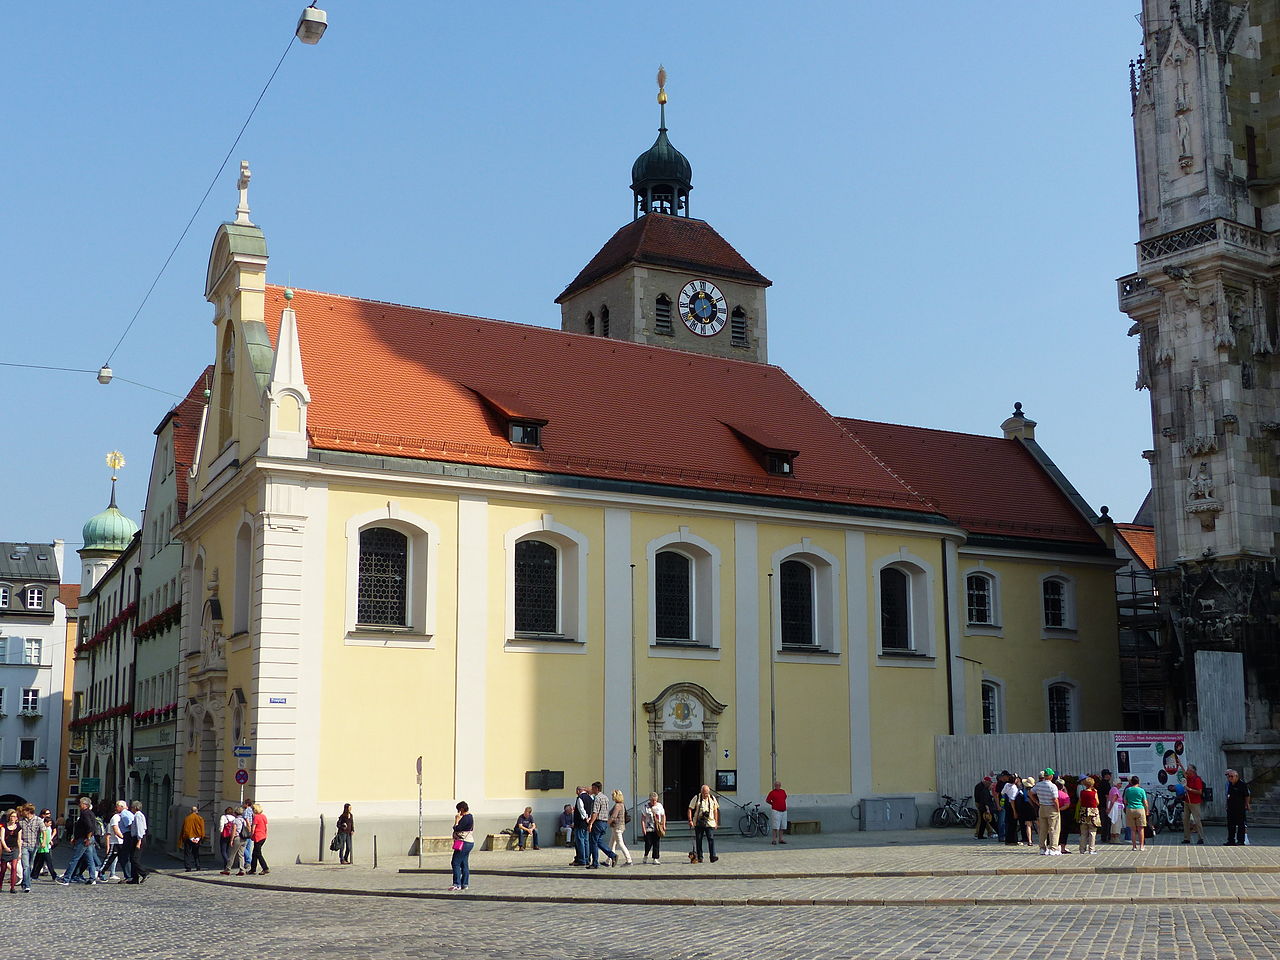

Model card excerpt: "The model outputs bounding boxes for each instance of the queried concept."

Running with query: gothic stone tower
[557,69,771,362]
[1119,1,1280,747]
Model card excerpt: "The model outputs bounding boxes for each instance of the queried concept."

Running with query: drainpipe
[940,540,955,736]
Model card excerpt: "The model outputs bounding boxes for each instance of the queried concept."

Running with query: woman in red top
[247,803,269,875]
[1076,776,1101,854]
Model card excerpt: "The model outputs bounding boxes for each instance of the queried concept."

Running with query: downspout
[940,539,955,736]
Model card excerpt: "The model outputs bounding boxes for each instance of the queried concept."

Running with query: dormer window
[510,421,542,447]
[765,452,794,476]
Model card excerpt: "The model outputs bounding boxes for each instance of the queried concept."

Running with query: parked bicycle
[930,794,978,828]
[737,802,769,838]
[1150,789,1184,835]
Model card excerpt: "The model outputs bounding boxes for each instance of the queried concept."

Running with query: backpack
[92,816,105,838]
[240,817,252,840]
[222,820,235,839]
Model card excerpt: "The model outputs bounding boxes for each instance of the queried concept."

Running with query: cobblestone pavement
[6,877,1280,960]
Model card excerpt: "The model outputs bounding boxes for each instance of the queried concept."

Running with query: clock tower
[557,69,771,362]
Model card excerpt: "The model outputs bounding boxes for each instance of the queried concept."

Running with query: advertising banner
[1114,732,1190,791]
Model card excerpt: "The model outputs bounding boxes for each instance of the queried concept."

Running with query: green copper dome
[631,127,693,189]
[81,483,139,552]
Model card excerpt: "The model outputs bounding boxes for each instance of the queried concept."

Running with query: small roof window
[510,421,542,447]
[721,420,799,478]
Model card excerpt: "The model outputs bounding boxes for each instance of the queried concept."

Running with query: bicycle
[737,802,769,838]
[930,794,978,828]
[1150,790,1183,836]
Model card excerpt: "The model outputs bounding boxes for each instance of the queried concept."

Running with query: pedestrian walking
[1031,769,1061,855]
[335,803,354,864]
[221,807,246,876]
[248,804,269,875]
[571,787,591,866]
[587,782,617,869]
[57,797,101,885]
[181,806,205,871]
[607,790,633,866]
[450,801,474,890]
[640,792,666,864]
[765,780,788,844]
[1077,777,1100,854]
[240,800,255,871]
[1123,776,1150,851]
[1181,764,1206,844]
[17,805,41,892]
[29,810,58,883]
[125,800,149,884]
[218,807,236,868]
[102,800,131,882]
[0,810,22,892]
[1224,769,1251,845]
[687,784,720,864]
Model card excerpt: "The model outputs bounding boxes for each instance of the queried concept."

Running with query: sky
[2,2,1150,563]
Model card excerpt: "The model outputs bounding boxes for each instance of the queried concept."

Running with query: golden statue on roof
[105,450,126,478]
[657,65,668,105]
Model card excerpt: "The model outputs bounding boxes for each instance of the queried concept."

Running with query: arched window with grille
[779,559,814,646]
[357,527,408,626]
[1048,682,1074,732]
[982,680,1002,734]
[1042,575,1073,629]
[879,567,910,650]
[514,539,559,635]
[654,550,692,641]
[966,573,994,625]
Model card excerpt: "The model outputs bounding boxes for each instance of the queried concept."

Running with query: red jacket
[252,812,267,843]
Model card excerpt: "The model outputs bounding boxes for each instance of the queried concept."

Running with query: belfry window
[600,305,610,338]
[585,312,595,336]
[357,527,408,627]
[730,307,748,347]
[655,295,673,336]
[514,539,558,634]
[651,186,674,214]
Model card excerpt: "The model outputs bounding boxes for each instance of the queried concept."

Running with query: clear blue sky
[2,2,1148,559]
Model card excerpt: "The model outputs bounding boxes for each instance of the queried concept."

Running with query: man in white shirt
[103,800,131,882]
[124,801,149,884]
[1030,769,1061,855]
[1000,776,1020,845]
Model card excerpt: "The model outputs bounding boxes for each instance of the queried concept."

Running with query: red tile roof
[164,367,213,521]
[261,286,937,516]
[1115,523,1156,569]
[58,583,80,610]
[556,214,770,303]
[836,418,1102,544]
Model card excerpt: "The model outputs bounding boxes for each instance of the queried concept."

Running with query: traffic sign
[232,745,252,758]
[235,769,249,785]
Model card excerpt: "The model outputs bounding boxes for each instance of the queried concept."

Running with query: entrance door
[661,740,702,816]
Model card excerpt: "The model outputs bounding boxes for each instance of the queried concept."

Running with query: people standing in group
[335,803,354,865]
[124,800,149,884]
[1030,769,1061,855]
[241,800,255,871]
[1106,778,1125,843]
[221,806,246,876]
[1017,778,1037,845]
[607,790,633,866]
[29,810,58,884]
[247,803,269,875]
[687,784,720,864]
[1076,776,1100,854]
[1123,775,1150,851]
[571,786,591,866]
[766,780,788,845]
[640,792,665,864]
[58,797,101,885]
[514,807,539,851]
[1225,769,1251,845]
[587,781,617,868]
[450,801,474,891]
[181,806,205,871]
[1097,770,1114,842]
[1182,764,1207,845]
[1000,775,1021,845]
[0,809,21,892]
[973,777,998,840]
[102,800,132,882]
[1055,777,1075,855]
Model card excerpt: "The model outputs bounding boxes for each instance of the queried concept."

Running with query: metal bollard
[373,834,378,869]
[318,813,325,863]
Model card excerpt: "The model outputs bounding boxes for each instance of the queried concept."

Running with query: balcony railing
[1136,218,1272,264]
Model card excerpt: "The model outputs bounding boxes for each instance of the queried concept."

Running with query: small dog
[688,850,699,863]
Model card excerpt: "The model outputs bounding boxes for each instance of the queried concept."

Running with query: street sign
[235,769,249,785]
[232,745,252,758]
[80,777,101,793]
[238,758,247,770]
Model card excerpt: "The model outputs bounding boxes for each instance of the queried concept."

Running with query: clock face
[679,279,727,337]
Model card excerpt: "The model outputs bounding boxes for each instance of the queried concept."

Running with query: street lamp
[296,4,328,44]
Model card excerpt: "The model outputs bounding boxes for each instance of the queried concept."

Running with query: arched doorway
[643,683,727,816]
[199,714,219,810]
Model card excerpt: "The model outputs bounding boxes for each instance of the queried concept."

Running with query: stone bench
[482,833,521,851]
[409,836,458,855]
[786,819,821,835]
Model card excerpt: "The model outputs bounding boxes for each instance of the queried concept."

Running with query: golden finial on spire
[105,450,126,479]
[657,65,668,105]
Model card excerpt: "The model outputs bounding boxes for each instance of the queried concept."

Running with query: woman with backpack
[335,803,354,865]
[217,807,235,868]
[247,804,269,875]
[220,807,246,876]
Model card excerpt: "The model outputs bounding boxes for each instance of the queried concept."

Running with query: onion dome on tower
[81,458,139,553]
[631,66,692,219]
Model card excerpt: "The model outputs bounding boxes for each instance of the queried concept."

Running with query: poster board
[1114,732,1190,792]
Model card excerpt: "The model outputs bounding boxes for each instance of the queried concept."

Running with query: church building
[163,78,1121,854]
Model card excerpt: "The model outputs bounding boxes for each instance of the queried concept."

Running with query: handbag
[656,820,666,837]
[452,839,464,851]
[329,835,340,852]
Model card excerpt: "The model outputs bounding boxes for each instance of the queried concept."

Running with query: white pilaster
[454,496,488,799]
[845,530,872,797]
[603,508,632,794]
[734,520,761,798]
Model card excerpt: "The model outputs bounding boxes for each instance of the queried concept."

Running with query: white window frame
[770,541,841,662]
[344,505,441,647]
[0,585,8,607]
[20,688,39,713]
[68,755,81,780]
[981,678,1004,735]
[646,528,721,660]
[962,567,1002,635]
[24,587,44,610]
[18,738,37,764]
[23,638,41,665]
[1040,572,1077,635]
[0,638,6,663]
[503,516,589,654]
[0,689,5,714]
[1046,678,1077,732]
[872,549,936,664]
